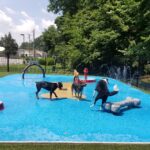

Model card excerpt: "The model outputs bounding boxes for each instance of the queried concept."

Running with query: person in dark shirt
[90,78,119,107]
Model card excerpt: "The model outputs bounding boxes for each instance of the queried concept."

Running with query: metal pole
[20,34,25,44]
[20,34,25,56]
[44,55,47,73]
[32,29,35,58]
[28,34,30,56]
[20,34,25,43]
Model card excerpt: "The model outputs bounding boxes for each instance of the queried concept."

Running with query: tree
[20,42,32,49]
[34,36,45,50]
[0,33,18,72]
[46,0,149,74]
[42,25,59,55]
[47,0,81,15]
[121,0,150,74]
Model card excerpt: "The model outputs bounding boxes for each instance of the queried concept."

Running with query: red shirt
[84,68,88,74]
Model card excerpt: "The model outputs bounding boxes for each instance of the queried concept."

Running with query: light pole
[44,54,47,73]
[20,33,25,56]
[32,29,35,58]
[20,34,25,44]
[28,34,31,56]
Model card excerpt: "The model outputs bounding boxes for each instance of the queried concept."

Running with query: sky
[0,0,59,45]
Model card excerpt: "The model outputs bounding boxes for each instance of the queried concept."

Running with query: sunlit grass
[0,143,150,150]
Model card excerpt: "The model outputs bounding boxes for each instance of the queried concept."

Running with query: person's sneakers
[90,104,94,107]
[100,105,104,111]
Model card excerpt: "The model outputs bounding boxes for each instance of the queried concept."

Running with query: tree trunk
[7,55,10,72]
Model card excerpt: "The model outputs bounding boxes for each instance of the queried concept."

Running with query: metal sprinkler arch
[22,62,45,79]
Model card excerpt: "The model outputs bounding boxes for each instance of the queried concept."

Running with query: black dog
[71,83,86,99]
[35,81,63,99]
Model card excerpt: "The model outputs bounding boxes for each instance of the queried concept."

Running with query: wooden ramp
[40,82,85,100]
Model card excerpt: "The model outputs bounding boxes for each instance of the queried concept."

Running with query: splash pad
[41,82,86,100]
[0,74,149,142]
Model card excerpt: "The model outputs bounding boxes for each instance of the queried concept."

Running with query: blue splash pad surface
[0,74,150,142]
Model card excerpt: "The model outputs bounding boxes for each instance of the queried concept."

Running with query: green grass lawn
[0,72,12,77]
[0,143,150,150]
[0,64,72,75]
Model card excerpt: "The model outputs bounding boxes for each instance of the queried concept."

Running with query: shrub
[144,64,150,74]
[38,58,46,65]
[47,57,55,65]
[38,57,55,66]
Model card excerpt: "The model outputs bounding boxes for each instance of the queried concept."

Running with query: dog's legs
[35,86,41,99]
[50,92,53,99]
[79,92,82,99]
[75,92,77,97]
[77,87,80,98]
[75,88,78,98]
[77,91,79,98]
[53,91,58,98]
[71,84,74,96]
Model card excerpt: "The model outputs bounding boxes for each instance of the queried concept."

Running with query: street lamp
[20,34,25,43]
[28,34,31,56]
[44,54,47,73]
[32,29,35,58]
[20,33,25,56]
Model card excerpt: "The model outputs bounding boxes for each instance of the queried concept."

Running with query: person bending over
[90,78,119,107]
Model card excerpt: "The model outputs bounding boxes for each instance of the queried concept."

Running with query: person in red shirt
[83,67,88,81]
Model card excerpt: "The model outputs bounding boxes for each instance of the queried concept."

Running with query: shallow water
[0,74,150,142]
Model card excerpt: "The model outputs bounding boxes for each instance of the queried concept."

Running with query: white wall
[0,57,23,65]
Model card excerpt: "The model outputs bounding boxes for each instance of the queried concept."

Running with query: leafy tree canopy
[0,32,18,57]
[42,0,150,73]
